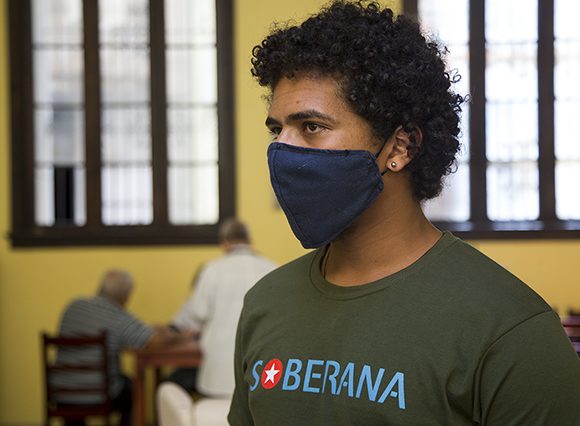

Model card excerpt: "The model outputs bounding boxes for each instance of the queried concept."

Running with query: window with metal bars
[403,0,580,238]
[8,0,235,246]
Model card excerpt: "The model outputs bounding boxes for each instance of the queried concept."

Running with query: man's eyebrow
[265,116,280,127]
[265,110,337,127]
[287,110,337,124]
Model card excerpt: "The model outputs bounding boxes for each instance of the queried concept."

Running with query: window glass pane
[101,48,150,104]
[486,0,537,43]
[166,0,216,45]
[168,107,218,163]
[73,168,86,226]
[102,166,152,225]
[555,0,580,220]
[99,0,149,45]
[555,101,580,160]
[35,108,84,164]
[102,108,151,163]
[486,44,537,102]
[166,47,217,104]
[169,165,219,225]
[555,43,580,100]
[487,162,539,221]
[418,0,468,43]
[555,0,579,40]
[423,164,470,221]
[486,101,538,162]
[33,49,84,104]
[555,0,580,159]
[32,0,82,45]
[556,162,580,219]
[35,167,55,226]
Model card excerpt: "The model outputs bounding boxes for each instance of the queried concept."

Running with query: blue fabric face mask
[267,142,386,248]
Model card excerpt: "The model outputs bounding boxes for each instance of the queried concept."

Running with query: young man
[229,1,580,425]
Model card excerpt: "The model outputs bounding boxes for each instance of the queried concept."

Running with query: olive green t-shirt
[229,232,580,425]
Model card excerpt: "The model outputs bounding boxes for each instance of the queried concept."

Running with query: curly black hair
[251,0,465,201]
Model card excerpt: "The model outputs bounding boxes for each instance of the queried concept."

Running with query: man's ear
[384,126,422,172]
[221,240,232,252]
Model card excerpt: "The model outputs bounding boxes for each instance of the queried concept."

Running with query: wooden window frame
[8,0,236,247]
[403,0,580,239]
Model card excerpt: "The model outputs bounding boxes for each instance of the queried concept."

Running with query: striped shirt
[52,296,153,403]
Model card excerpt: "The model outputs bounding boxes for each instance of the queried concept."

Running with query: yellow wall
[1,0,579,424]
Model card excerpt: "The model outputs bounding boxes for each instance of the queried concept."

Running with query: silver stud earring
[390,161,397,169]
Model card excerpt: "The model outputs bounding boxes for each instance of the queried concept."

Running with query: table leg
[153,367,163,425]
[133,359,146,426]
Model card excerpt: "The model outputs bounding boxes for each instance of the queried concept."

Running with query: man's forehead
[268,75,348,117]
[271,73,342,96]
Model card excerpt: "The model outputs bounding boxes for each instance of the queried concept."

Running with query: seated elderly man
[53,269,186,426]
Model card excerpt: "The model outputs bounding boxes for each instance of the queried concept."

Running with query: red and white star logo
[261,358,283,389]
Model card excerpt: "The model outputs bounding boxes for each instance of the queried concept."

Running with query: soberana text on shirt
[249,357,406,409]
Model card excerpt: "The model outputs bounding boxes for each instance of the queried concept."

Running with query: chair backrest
[42,331,112,411]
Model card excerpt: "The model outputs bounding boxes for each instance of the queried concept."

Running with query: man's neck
[323,184,441,287]
[98,294,126,309]
[224,241,252,253]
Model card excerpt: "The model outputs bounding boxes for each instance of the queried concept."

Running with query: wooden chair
[561,323,580,356]
[41,331,115,426]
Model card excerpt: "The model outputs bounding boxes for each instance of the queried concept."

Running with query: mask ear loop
[373,140,390,176]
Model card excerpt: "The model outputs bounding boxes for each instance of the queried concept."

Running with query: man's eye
[268,127,281,138]
[304,122,323,133]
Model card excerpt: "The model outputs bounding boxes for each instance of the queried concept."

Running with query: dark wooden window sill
[436,220,580,240]
[9,225,221,247]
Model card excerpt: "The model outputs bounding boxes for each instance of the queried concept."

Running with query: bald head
[98,269,134,306]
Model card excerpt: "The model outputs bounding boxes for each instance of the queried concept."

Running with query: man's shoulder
[205,249,278,272]
[440,236,532,290]
[63,296,132,322]
[428,235,551,319]
[64,296,99,312]
[237,251,278,270]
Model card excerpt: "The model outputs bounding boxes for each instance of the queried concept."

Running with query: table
[131,340,202,426]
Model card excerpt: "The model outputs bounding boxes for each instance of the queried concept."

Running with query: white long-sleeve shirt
[173,245,277,396]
